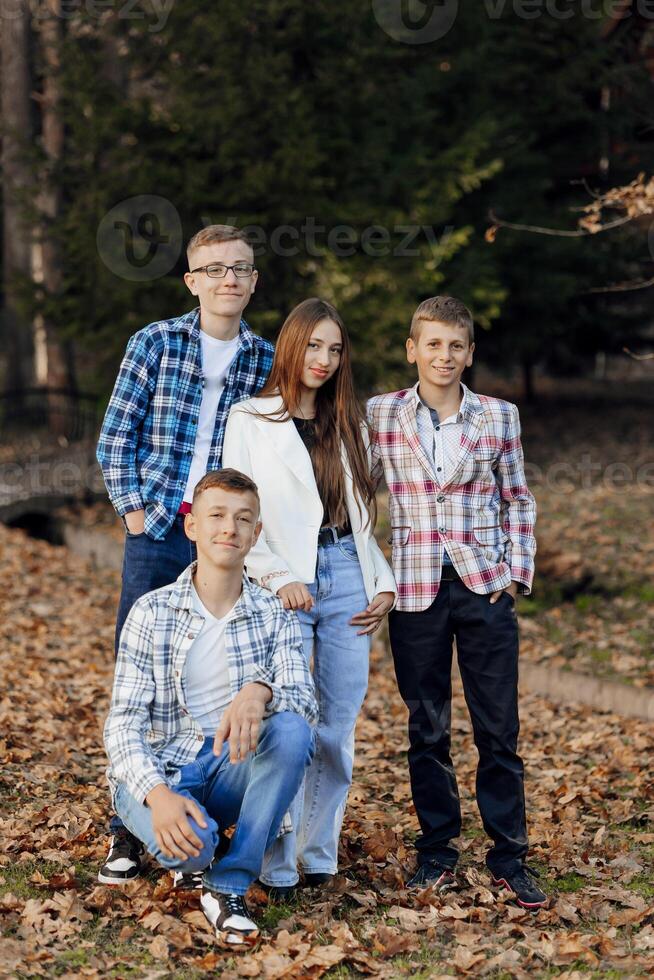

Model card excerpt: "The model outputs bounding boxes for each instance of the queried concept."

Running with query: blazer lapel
[443,388,485,489]
[397,394,438,483]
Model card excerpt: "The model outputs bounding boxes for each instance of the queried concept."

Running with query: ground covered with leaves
[0,518,653,979]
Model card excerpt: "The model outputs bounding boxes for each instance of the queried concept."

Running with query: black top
[292,416,317,452]
[292,417,351,537]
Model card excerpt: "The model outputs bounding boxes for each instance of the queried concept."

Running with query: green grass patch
[554,872,586,893]
[627,873,654,900]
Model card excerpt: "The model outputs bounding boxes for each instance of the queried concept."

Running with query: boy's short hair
[410,296,474,344]
[192,468,260,515]
[186,224,254,264]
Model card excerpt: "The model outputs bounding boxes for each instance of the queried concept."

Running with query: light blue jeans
[260,532,370,886]
[113,712,313,896]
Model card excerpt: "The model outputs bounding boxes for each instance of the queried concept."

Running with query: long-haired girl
[222,297,395,893]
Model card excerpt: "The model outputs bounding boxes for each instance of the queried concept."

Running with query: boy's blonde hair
[410,296,474,344]
[186,224,254,265]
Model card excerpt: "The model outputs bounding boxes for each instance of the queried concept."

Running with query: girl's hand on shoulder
[350,591,395,635]
[278,582,314,612]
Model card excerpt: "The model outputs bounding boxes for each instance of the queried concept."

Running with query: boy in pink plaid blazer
[367,296,545,909]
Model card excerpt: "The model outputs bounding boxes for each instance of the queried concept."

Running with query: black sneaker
[172,869,203,890]
[303,872,334,887]
[406,860,457,891]
[98,829,144,885]
[491,864,547,910]
[200,889,258,944]
[256,879,296,900]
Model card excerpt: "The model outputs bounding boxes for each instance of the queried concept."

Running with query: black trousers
[388,579,528,876]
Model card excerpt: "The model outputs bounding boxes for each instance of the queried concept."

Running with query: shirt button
[437,466,442,472]
[191,419,197,425]
[437,494,446,502]
[435,425,440,431]
[187,632,195,639]
[439,526,446,533]
[197,734,203,742]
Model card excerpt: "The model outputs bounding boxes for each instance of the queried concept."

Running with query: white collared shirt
[415,383,468,486]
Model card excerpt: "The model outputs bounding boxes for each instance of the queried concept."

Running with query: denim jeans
[115,515,197,655]
[260,533,370,886]
[113,712,314,895]
[110,515,197,836]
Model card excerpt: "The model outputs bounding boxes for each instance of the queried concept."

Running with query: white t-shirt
[183,330,240,503]
[183,583,235,736]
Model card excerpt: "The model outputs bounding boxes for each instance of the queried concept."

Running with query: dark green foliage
[13,1,654,396]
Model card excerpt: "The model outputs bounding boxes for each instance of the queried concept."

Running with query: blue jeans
[113,713,314,895]
[260,533,370,886]
[115,515,196,655]
[110,515,197,836]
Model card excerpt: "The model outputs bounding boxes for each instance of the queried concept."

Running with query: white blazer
[222,394,396,602]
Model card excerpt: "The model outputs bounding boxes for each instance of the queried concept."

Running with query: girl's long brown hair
[257,298,376,530]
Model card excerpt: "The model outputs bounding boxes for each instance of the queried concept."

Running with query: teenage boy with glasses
[96,224,274,885]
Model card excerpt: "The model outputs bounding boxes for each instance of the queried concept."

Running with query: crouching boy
[103,469,317,944]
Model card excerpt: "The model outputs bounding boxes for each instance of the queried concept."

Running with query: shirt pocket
[388,526,411,548]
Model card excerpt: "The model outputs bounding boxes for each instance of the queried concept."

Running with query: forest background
[1,3,654,978]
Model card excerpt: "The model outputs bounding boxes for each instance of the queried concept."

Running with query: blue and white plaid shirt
[104,562,318,806]
[96,309,274,540]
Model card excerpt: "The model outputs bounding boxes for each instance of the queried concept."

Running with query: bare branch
[585,274,654,294]
[487,210,634,238]
[623,347,654,361]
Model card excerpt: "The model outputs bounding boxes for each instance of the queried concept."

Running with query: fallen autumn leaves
[0,522,653,978]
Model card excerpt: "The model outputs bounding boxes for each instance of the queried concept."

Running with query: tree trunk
[1,0,35,392]
[522,356,536,403]
[34,0,76,413]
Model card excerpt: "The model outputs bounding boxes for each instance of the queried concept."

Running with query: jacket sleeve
[360,417,396,599]
[96,330,160,517]
[365,397,385,489]
[369,534,397,597]
[103,599,168,804]
[222,406,297,594]
[497,404,537,594]
[252,608,318,725]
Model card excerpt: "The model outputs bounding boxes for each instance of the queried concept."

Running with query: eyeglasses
[189,262,255,278]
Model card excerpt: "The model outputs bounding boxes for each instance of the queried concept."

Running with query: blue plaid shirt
[104,562,318,806]
[96,309,274,540]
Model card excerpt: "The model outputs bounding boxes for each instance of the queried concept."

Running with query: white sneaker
[200,889,258,944]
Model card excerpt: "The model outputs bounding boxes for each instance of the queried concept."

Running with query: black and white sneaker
[172,870,203,890]
[406,860,458,892]
[491,864,547,910]
[98,829,145,885]
[200,889,258,944]
[172,832,231,890]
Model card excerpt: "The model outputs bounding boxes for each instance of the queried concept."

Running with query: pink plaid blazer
[367,384,536,613]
